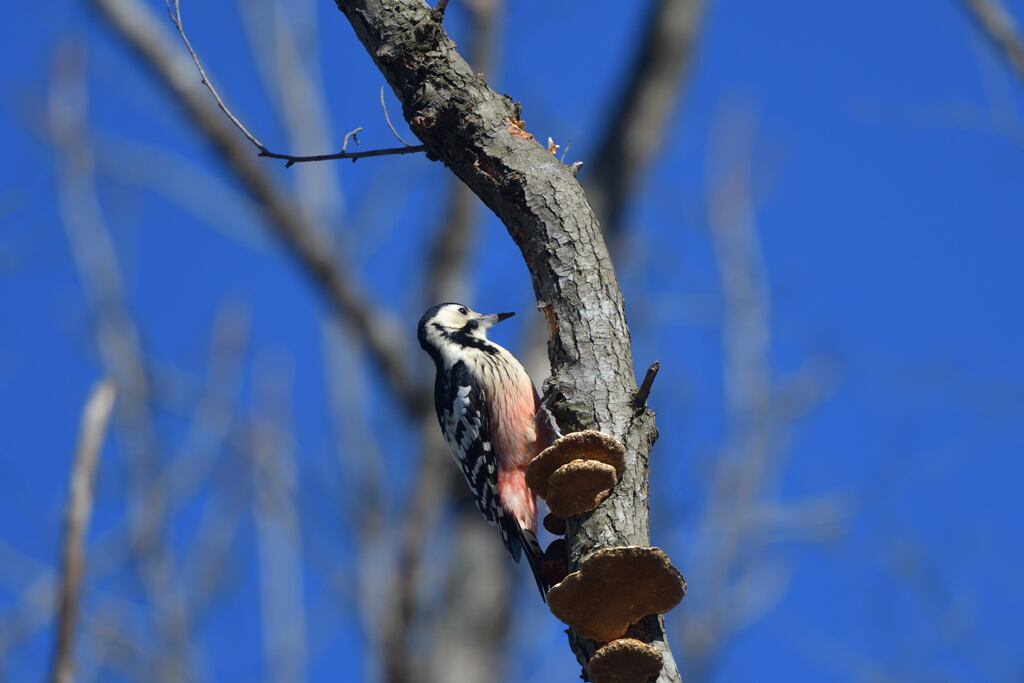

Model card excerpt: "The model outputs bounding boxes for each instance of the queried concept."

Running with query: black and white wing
[435,361,548,597]
[436,361,518,556]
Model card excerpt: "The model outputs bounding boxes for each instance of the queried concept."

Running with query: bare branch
[633,360,661,414]
[236,0,346,222]
[49,43,196,681]
[676,106,842,682]
[165,0,425,165]
[961,0,1024,87]
[164,0,263,148]
[0,304,252,664]
[380,86,415,147]
[259,141,425,167]
[586,0,705,239]
[88,0,427,416]
[249,354,308,683]
[49,380,117,683]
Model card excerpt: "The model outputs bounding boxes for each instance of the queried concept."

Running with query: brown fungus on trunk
[538,538,569,587]
[587,638,663,683]
[546,460,618,518]
[526,430,625,517]
[543,512,566,536]
[547,546,686,643]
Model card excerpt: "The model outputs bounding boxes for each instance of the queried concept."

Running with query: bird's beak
[479,311,515,328]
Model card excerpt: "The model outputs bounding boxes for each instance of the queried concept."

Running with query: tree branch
[961,0,1024,87]
[634,361,661,414]
[585,0,705,239]
[333,1,681,678]
[49,45,196,681]
[259,141,426,167]
[88,0,428,417]
[49,380,117,683]
[165,0,426,165]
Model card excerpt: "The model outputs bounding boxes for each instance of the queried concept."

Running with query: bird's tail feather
[519,527,549,602]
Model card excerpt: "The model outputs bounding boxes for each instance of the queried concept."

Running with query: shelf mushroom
[537,538,569,587]
[547,546,686,643]
[587,638,663,683]
[543,512,566,536]
[526,430,626,518]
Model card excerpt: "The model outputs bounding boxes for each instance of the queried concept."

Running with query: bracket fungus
[547,546,686,642]
[587,638,663,683]
[538,538,569,587]
[526,430,626,518]
[543,512,566,536]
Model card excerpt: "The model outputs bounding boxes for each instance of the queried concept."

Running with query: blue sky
[2,0,1023,681]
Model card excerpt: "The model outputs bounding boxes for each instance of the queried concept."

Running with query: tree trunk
[333,1,681,680]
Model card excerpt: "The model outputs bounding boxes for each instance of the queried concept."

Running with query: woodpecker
[418,302,554,598]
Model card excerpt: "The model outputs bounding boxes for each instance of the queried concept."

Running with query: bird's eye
[458,306,468,315]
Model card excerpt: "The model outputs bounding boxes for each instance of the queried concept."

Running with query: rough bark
[334,1,680,679]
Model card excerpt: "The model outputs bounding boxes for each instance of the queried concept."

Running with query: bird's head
[418,303,515,359]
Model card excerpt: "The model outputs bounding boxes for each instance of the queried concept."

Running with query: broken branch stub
[526,430,626,517]
[588,638,663,683]
[547,546,686,643]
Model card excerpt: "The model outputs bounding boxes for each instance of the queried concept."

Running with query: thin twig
[633,361,661,413]
[435,0,451,18]
[236,0,345,222]
[342,127,361,151]
[380,86,414,147]
[961,0,1024,86]
[165,0,264,149]
[49,380,117,683]
[90,0,426,416]
[260,142,425,167]
[165,0,425,166]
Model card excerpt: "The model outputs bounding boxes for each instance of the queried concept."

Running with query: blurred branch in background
[248,353,308,683]
[87,0,426,416]
[237,0,345,227]
[0,304,250,679]
[165,0,425,165]
[76,0,522,680]
[49,44,195,683]
[49,380,117,683]
[961,0,1024,87]
[676,106,844,683]
[586,0,705,241]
